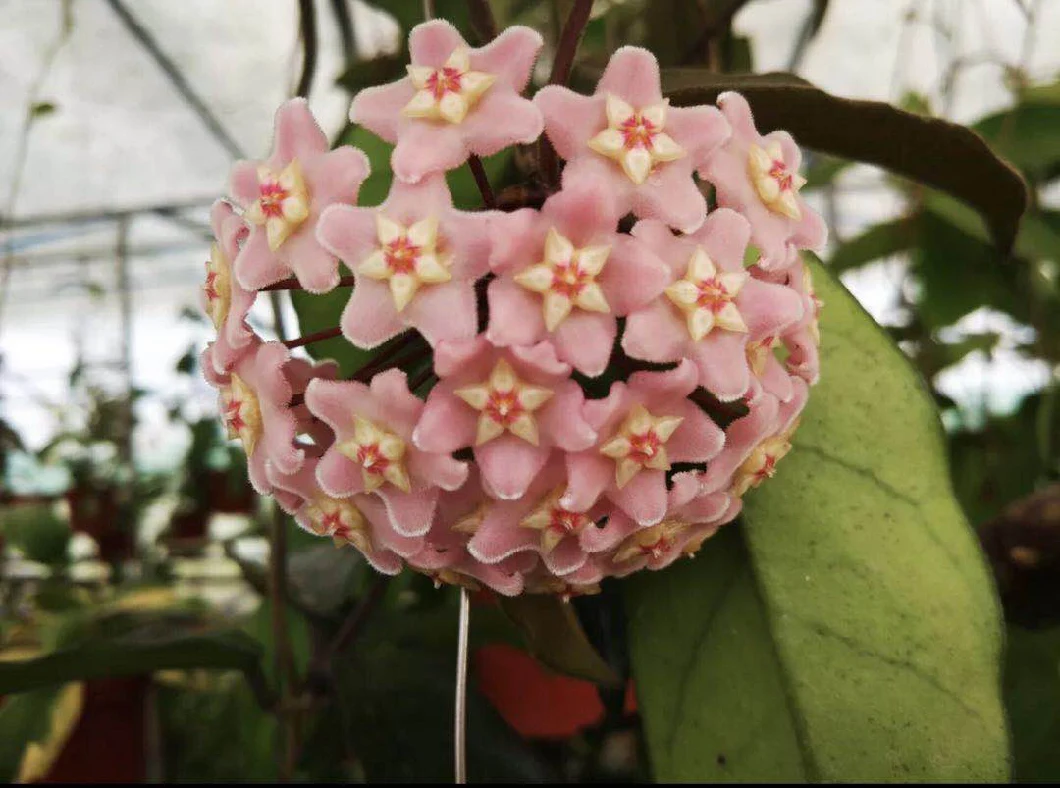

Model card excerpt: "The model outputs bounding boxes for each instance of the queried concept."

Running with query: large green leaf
[662,70,1027,253]
[0,611,272,708]
[625,258,1009,781]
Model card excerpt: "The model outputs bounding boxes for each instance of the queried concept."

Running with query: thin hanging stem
[467,156,496,208]
[263,275,356,291]
[454,587,471,784]
[295,0,319,99]
[540,0,594,185]
[283,326,343,349]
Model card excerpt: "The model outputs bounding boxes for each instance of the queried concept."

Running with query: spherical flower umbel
[201,22,824,598]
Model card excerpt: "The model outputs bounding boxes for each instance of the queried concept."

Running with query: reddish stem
[283,326,342,349]
[468,155,496,208]
[541,0,594,185]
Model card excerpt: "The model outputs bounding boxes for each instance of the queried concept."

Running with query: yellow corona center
[588,94,685,184]
[358,214,451,312]
[403,48,496,125]
[453,359,554,446]
[244,160,310,251]
[338,416,411,493]
[664,246,749,342]
[514,228,612,332]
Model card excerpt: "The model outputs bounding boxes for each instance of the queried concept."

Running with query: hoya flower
[562,361,725,527]
[305,369,469,537]
[487,184,670,376]
[535,46,729,233]
[315,176,492,348]
[466,458,613,579]
[203,201,256,373]
[699,92,826,269]
[603,473,742,577]
[413,337,597,500]
[266,459,424,575]
[701,378,808,497]
[406,472,538,596]
[351,21,543,183]
[229,99,370,292]
[780,260,823,385]
[206,340,305,494]
[622,208,804,401]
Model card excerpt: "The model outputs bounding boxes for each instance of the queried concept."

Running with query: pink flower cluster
[201,21,824,598]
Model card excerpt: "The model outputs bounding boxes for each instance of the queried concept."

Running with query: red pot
[204,470,255,514]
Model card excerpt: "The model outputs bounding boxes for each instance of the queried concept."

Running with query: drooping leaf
[661,70,1028,253]
[1004,624,1060,781]
[499,594,619,685]
[0,612,273,709]
[626,257,1009,781]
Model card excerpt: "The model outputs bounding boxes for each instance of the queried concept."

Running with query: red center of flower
[225,398,246,433]
[641,534,673,560]
[484,389,524,427]
[627,429,663,465]
[550,261,591,299]
[619,115,657,150]
[320,510,344,533]
[768,160,793,192]
[383,236,421,275]
[356,443,390,476]
[548,507,588,536]
[204,269,219,302]
[426,67,463,100]
[258,180,290,218]
[754,454,778,483]
[695,277,733,312]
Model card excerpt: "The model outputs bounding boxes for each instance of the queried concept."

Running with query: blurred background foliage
[0,0,1058,782]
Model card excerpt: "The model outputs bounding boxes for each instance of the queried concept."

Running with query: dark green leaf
[662,70,1028,252]
[626,257,1008,781]
[1004,624,1060,781]
[828,215,918,274]
[499,594,619,685]
[974,80,1060,181]
[0,613,272,708]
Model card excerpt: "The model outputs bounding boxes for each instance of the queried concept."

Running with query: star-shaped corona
[664,246,749,341]
[244,161,310,251]
[732,431,794,497]
[338,416,411,493]
[358,214,451,311]
[514,228,611,331]
[520,489,593,554]
[599,403,683,488]
[403,47,496,125]
[221,375,263,456]
[454,359,554,446]
[303,496,372,551]
[203,242,232,331]
[748,141,807,220]
[746,334,780,377]
[587,94,685,185]
[613,518,688,564]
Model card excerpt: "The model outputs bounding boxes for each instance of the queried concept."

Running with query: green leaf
[626,257,1009,781]
[1004,624,1060,781]
[974,81,1060,182]
[828,215,918,274]
[0,612,273,709]
[499,594,619,685]
[661,70,1028,253]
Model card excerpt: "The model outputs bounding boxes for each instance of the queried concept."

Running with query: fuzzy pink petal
[666,400,726,463]
[553,311,616,378]
[368,369,422,435]
[475,436,550,500]
[463,90,544,155]
[468,504,539,564]
[442,210,492,280]
[408,19,465,66]
[405,281,478,346]
[692,331,752,402]
[304,378,379,436]
[281,230,339,293]
[315,204,377,262]
[413,386,479,452]
[229,160,259,206]
[534,87,604,161]
[485,276,546,347]
[560,451,612,513]
[382,175,454,221]
[432,336,489,378]
[543,538,589,577]
[273,98,329,163]
[509,341,574,380]
[694,207,752,271]
[701,394,779,492]
[544,184,620,246]
[377,486,438,537]
[349,81,415,144]
[538,380,598,452]
[488,208,544,274]
[340,279,406,349]
[391,122,468,184]
[597,47,663,107]
[611,469,668,526]
[622,300,687,363]
[471,25,543,90]
[629,163,707,234]
[408,448,469,492]
[234,228,290,290]
[599,234,669,315]
[667,104,731,162]
[247,450,270,495]
[578,509,637,553]
[627,358,699,400]
[303,146,370,205]
[739,277,805,338]
[316,449,364,497]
